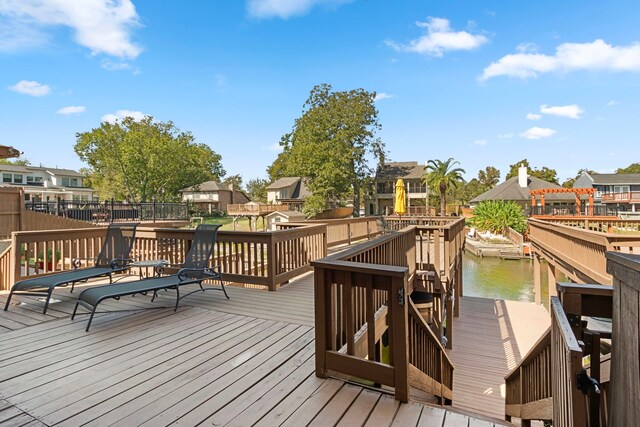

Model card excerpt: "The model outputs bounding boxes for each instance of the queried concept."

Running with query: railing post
[10,231,19,287]
[391,273,409,402]
[152,199,157,223]
[267,233,277,291]
[110,198,115,223]
[314,266,329,378]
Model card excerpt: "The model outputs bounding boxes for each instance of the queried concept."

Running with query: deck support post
[390,273,409,402]
[533,253,541,305]
[547,263,557,307]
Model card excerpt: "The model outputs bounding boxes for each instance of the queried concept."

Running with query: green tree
[75,116,225,202]
[269,84,384,217]
[477,166,500,189]
[469,200,527,234]
[562,168,595,188]
[456,178,485,205]
[0,158,30,165]
[246,178,269,203]
[423,158,465,215]
[223,174,244,191]
[506,159,559,185]
[616,163,640,174]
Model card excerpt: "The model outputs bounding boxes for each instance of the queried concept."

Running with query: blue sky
[2,0,640,184]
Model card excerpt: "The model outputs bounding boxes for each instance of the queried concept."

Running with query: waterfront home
[180,181,249,213]
[0,164,96,202]
[366,161,428,216]
[470,166,573,214]
[574,171,640,212]
[266,177,310,211]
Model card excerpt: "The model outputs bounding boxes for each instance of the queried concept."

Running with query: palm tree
[423,158,466,216]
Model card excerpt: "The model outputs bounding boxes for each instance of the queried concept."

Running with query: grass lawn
[191,216,265,232]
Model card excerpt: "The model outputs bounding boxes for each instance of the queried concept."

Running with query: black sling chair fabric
[4,223,138,314]
[72,224,228,331]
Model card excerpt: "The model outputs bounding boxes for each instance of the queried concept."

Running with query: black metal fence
[25,200,189,223]
[529,204,623,217]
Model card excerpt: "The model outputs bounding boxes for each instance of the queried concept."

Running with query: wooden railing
[506,283,614,426]
[537,217,640,233]
[0,245,12,292]
[529,218,640,285]
[312,226,456,403]
[550,296,587,427]
[601,191,640,203]
[227,204,289,215]
[277,217,380,247]
[605,252,640,426]
[1,224,328,292]
[505,328,552,423]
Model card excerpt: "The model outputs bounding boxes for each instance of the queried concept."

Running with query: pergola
[0,145,21,159]
[530,187,595,216]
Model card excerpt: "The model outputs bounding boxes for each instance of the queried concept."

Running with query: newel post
[391,272,409,402]
[10,231,19,287]
[314,265,329,378]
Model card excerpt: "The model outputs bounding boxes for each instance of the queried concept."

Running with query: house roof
[265,211,307,220]
[375,162,423,180]
[0,164,83,177]
[180,181,230,192]
[470,176,572,203]
[267,177,302,189]
[586,173,640,185]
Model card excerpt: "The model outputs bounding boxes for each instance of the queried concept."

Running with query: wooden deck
[0,271,549,426]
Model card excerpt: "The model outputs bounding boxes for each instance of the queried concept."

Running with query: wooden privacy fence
[312,226,455,403]
[1,224,328,292]
[529,218,640,285]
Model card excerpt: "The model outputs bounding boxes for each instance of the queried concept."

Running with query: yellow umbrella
[394,178,406,216]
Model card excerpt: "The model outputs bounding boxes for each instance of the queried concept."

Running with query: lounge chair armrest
[72,257,97,269]
[110,258,134,269]
[177,268,203,281]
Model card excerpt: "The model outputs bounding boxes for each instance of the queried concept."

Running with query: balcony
[600,191,640,203]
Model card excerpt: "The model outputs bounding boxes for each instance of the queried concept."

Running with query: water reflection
[463,253,549,305]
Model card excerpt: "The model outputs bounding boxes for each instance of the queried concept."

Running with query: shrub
[469,201,527,235]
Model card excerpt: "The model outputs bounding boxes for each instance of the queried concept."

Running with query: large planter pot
[410,290,434,325]
[37,261,54,270]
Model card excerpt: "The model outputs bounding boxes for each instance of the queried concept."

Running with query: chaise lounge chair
[72,224,228,331]
[4,223,138,314]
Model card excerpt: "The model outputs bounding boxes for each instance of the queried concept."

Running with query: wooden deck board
[447,297,550,420]
[0,273,539,426]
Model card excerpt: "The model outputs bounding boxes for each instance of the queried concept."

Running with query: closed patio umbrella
[394,178,406,216]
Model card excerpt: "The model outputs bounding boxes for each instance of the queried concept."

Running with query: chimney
[518,165,528,188]
[228,183,234,204]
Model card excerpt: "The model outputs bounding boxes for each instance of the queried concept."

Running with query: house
[265,210,307,231]
[0,164,96,202]
[180,181,250,213]
[470,166,574,214]
[365,161,428,216]
[574,172,640,212]
[266,177,310,211]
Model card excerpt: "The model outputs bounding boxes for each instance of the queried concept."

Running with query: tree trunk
[353,181,360,217]
[440,185,447,216]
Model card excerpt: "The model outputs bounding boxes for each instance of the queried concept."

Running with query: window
[62,177,80,187]
[2,173,11,183]
[27,176,34,183]
[614,185,630,193]
[278,190,288,199]
[13,174,23,184]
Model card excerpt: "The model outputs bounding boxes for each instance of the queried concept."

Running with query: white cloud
[540,104,584,119]
[0,0,142,58]
[526,113,542,120]
[516,42,538,53]
[247,0,353,19]
[101,109,145,123]
[497,133,514,139]
[520,127,556,140]
[473,139,487,146]
[606,100,618,106]
[386,17,488,57]
[374,92,394,102]
[481,39,640,80]
[101,59,139,74]
[57,105,86,115]
[8,80,50,96]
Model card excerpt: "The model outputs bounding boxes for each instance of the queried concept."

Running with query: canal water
[463,253,549,305]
